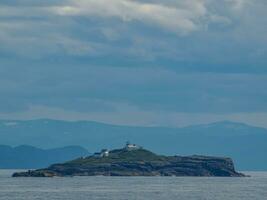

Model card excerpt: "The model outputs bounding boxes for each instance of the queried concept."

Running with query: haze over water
[0,170,266,200]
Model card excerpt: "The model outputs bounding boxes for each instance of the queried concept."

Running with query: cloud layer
[0,0,267,127]
[52,0,208,34]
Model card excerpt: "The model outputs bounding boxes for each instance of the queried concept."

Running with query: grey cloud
[0,0,266,71]
[0,0,68,6]
[0,0,267,125]
[51,0,204,34]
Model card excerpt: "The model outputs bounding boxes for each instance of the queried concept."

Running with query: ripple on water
[0,170,267,200]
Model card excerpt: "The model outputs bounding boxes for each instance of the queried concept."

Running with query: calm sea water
[0,170,266,200]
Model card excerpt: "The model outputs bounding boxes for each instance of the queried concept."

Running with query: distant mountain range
[0,145,89,169]
[0,119,267,170]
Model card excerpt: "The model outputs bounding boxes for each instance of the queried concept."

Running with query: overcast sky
[0,0,267,127]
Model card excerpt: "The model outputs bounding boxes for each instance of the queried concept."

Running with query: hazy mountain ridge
[0,145,89,169]
[0,119,267,170]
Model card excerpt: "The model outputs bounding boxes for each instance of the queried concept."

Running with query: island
[13,142,245,177]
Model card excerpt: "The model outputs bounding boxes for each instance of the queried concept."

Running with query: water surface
[0,170,266,200]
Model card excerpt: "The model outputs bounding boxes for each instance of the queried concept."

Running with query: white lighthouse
[124,141,141,151]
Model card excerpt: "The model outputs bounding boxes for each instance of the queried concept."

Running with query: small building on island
[93,149,109,158]
[93,142,142,158]
[124,141,142,151]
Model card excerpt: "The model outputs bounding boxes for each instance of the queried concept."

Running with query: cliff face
[12,148,245,177]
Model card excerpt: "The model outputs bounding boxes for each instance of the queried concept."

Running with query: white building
[101,149,109,157]
[93,149,109,158]
[124,141,141,151]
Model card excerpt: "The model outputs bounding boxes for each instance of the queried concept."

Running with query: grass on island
[63,148,168,166]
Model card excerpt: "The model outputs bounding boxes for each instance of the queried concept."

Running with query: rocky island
[13,143,245,177]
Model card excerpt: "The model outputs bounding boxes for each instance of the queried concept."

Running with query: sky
[0,0,267,128]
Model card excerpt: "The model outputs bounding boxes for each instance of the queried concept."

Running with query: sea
[0,170,266,200]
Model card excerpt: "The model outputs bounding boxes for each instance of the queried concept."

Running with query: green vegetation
[66,149,167,166]
[12,147,245,177]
